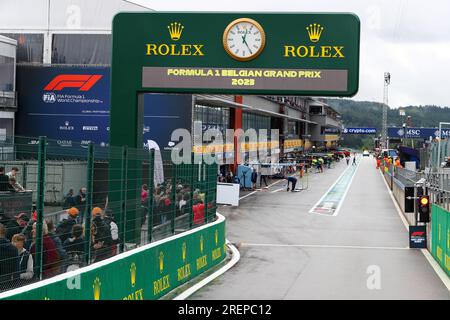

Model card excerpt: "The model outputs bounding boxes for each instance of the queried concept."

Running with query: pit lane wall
[0,214,226,300]
[431,205,450,277]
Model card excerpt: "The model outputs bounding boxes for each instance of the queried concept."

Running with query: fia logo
[42,92,56,103]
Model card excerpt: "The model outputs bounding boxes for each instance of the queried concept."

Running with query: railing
[0,91,17,109]
[0,135,218,293]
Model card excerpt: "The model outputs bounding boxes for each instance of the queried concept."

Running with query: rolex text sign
[112,12,360,96]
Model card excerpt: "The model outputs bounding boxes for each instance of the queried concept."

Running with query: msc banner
[387,127,450,139]
[15,66,192,151]
[342,127,376,134]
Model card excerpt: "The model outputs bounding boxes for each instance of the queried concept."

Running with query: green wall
[431,204,450,277]
[1,216,226,300]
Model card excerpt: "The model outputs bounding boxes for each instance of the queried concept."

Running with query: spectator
[91,207,112,263]
[75,187,87,217]
[6,213,29,242]
[0,223,19,291]
[6,167,25,191]
[8,177,25,192]
[63,224,85,271]
[12,233,34,284]
[286,176,297,192]
[251,168,258,190]
[0,167,9,191]
[140,184,149,226]
[101,210,119,256]
[141,184,149,204]
[47,220,67,272]
[63,224,85,254]
[63,189,76,209]
[6,167,19,179]
[56,207,79,244]
[29,221,60,279]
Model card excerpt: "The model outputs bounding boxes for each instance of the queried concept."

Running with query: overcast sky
[130,0,450,108]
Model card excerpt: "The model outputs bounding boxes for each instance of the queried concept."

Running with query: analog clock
[223,18,266,61]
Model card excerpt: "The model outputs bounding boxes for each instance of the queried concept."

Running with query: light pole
[382,72,390,149]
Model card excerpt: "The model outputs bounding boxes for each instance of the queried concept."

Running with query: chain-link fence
[0,136,217,292]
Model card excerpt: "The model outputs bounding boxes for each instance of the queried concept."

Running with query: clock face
[223,18,266,61]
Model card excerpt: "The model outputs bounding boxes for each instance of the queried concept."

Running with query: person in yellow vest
[394,157,402,168]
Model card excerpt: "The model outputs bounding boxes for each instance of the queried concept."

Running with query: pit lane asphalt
[189,156,450,299]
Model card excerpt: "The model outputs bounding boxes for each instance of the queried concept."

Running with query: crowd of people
[0,205,119,292]
[145,179,208,226]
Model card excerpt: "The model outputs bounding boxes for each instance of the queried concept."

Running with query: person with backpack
[56,207,79,244]
[101,209,119,256]
[91,207,113,263]
[63,224,85,271]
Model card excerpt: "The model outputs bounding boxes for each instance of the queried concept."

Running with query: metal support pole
[189,153,195,229]
[35,136,46,280]
[119,146,128,253]
[84,143,94,264]
[171,164,177,235]
[204,164,208,225]
[147,149,155,243]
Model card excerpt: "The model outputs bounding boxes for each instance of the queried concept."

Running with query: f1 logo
[44,74,102,91]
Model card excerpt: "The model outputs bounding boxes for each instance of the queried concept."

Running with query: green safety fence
[0,136,219,294]
[431,204,450,276]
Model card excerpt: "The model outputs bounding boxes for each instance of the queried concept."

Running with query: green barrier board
[1,217,226,300]
[431,204,450,276]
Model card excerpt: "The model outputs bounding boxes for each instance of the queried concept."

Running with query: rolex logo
[306,23,324,42]
[93,277,101,300]
[159,251,164,273]
[182,242,187,263]
[215,230,218,246]
[168,22,184,41]
[200,235,204,254]
[130,263,137,287]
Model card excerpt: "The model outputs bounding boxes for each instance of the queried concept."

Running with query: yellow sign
[200,235,204,254]
[306,23,324,42]
[159,251,164,273]
[182,242,187,263]
[93,277,101,300]
[283,23,345,59]
[168,22,184,41]
[146,22,204,57]
[130,263,137,287]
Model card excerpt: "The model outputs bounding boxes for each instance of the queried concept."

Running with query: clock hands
[241,33,253,55]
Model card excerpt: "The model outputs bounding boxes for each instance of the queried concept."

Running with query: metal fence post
[119,146,128,253]
[147,149,155,243]
[204,163,208,225]
[35,136,46,280]
[189,153,195,229]
[171,163,177,235]
[84,143,94,264]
